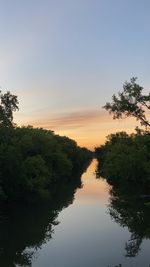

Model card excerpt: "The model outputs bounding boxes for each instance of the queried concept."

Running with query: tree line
[0,90,92,202]
[96,78,150,188]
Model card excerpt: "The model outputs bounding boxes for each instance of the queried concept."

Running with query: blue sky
[0,0,150,148]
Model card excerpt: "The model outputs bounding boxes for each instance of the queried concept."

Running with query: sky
[0,0,150,149]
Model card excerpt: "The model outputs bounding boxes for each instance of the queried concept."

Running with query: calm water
[1,159,150,267]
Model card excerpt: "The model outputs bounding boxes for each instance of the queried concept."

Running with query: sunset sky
[0,0,150,149]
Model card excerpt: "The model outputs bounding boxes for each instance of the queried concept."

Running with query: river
[1,159,150,267]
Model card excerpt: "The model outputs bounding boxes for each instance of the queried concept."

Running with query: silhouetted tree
[0,90,92,202]
[95,131,150,185]
[103,78,150,128]
[0,90,19,127]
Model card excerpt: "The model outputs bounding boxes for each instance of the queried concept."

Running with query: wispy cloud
[28,109,111,130]
[15,108,147,150]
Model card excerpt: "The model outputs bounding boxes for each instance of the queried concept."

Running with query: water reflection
[96,160,150,259]
[108,187,150,258]
[0,170,83,267]
[1,160,150,267]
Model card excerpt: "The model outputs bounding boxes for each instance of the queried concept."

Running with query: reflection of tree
[108,186,150,257]
[125,233,142,257]
[0,168,84,267]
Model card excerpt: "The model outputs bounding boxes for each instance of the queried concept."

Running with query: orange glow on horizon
[14,108,149,150]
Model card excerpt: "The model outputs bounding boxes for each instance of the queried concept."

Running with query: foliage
[0,90,19,127]
[0,89,92,202]
[95,131,150,187]
[0,126,92,202]
[98,77,150,186]
[103,77,150,128]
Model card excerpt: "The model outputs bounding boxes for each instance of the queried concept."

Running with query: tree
[103,78,150,128]
[0,90,19,127]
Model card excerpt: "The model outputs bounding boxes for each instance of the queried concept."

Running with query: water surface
[1,160,150,267]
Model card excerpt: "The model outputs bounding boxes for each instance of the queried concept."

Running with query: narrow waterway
[1,160,150,267]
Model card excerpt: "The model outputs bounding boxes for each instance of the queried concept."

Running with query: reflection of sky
[76,159,110,203]
[1,1,150,148]
[31,159,150,267]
